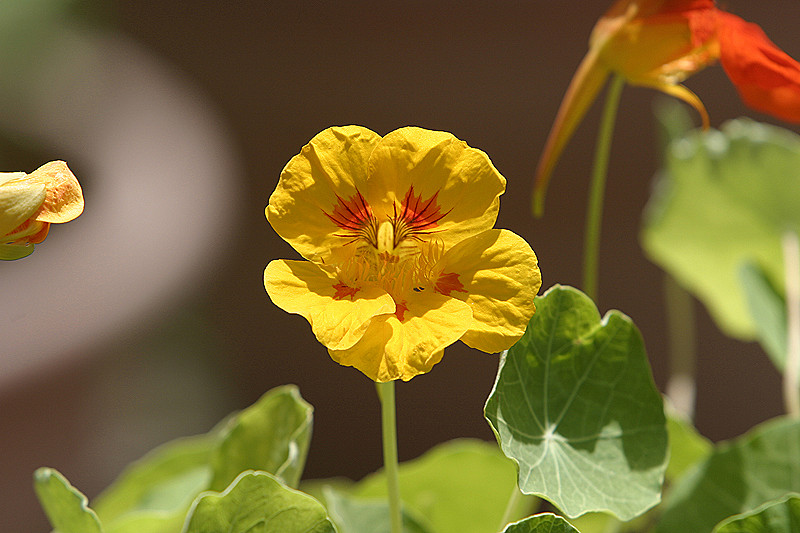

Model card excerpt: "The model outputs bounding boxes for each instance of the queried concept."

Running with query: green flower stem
[664,273,697,420]
[782,231,800,418]
[583,74,625,302]
[376,380,403,533]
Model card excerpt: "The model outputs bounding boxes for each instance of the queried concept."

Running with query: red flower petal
[718,12,800,123]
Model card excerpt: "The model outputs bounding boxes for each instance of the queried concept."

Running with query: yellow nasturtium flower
[1,161,84,260]
[265,126,541,382]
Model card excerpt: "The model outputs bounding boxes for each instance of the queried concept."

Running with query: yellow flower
[1,161,84,260]
[265,126,541,382]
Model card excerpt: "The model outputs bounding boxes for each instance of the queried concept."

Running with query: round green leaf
[184,471,336,533]
[352,439,532,533]
[92,434,214,522]
[665,402,712,483]
[501,513,580,533]
[658,417,800,533]
[34,467,103,533]
[740,261,788,373]
[642,118,800,339]
[322,487,431,533]
[485,285,668,520]
[210,384,313,491]
[713,494,800,533]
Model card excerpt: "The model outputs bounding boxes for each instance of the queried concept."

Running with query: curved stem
[376,380,403,533]
[782,231,800,418]
[582,74,625,302]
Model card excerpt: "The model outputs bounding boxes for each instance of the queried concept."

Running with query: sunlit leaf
[210,384,313,490]
[184,471,336,533]
[352,439,532,533]
[657,417,800,533]
[485,285,668,520]
[89,434,214,533]
[322,486,431,533]
[501,513,580,533]
[740,261,788,372]
[642,116,800,339]
[34,467,103,533]
[713,494,800,533]
[665,402,712,483]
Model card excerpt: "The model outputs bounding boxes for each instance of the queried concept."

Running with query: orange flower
[533,0,800,214]
[0,161,84,260]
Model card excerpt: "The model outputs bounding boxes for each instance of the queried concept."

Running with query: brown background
[2,1,799,531]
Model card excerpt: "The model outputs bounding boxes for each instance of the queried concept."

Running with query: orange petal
[31,161,84,223]
[717,12,800,123]
[533,48,610,216]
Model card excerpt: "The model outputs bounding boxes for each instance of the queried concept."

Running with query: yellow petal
[329,291,472,382]
[0,172,46,237]
[266,126,382,261]
[439,229,541,353]
[366,127,506,248]
[264,259,395,351]
[31,161,84,223]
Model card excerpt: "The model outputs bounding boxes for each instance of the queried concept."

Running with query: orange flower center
[323,187,465,320]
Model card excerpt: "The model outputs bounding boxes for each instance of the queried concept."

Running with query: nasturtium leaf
[184,471,336,533]
[92,434,214,521]
[501,513,580,533]
[352,439,533,533]
[657,417,800,533]
[485,285,668,520]
[90,433,215,533]
[210,384,312,491]
[34,467,104,533]
[740,261,788,373]
[642,117,800,339]
[665,403,712,483]
[322,486,431,533]
[712,494,800,533]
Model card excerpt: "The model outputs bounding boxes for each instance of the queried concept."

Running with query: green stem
[376,381,403,533]
[782,231,800,418]
[664,273,697,420]
[582,74,625,302]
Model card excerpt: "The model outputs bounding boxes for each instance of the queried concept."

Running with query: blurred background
[1,1,798,531]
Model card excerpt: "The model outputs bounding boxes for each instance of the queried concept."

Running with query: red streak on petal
[397,185,448,233]
[435,272,468,297]
[333,282,360,301]
[395,301,408,322]
[323,191,377,244]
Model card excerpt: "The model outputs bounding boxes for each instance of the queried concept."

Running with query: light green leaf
[665,402,712,483]
[93,434,214,522]
[34,467,104,533]
[90,434,215,533]
[322,487,431,533]
[183,471,336,533]
[501,513,580,533]
[485,285,668,520]
[352,439,532,533]
[657,417,800,533]
[642,117,800,339]
[713,494,800,533]
[740,261,788,372]
[210,384,313,491]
